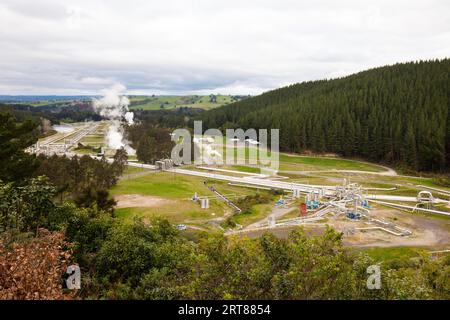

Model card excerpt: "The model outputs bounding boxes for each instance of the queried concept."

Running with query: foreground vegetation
[2,202,449,300]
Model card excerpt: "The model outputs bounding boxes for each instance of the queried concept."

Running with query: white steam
[124,111,134,125]
[92,84,135,155]
[193,136,222,165]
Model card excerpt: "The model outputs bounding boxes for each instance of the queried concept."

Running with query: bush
[235,193,272,214]
[0,229,75,300]
[433,174,450,187]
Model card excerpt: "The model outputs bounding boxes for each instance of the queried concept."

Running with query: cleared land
[110,171,272,226]
[234,208,450,250]
[42,125,448,253]
[218,145,385,172]
[115,167,278,227]
[115,194,176,208]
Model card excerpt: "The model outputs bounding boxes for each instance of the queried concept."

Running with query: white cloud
[0,0,449,95]
[80,77,115,85]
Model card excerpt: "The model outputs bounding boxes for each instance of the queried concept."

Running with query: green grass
[111,172,200,198]
[80,135,105,143]
[115,207,138,219]
[114,202,217,224]
[232,203,273,226]
[287,176,336,185]
[218,146,384,172]
[110,171,267,226]
[123,166,148,174]
[229,165,261,174]
[362,247,424,262]
[278,154,383,172]
[111,171,257,199]
[332,172,450,199]
[72,147,97,155]
[375,202,450,221]
[280,207,301,220]
[10,99,81,107]
[402,176,450,192]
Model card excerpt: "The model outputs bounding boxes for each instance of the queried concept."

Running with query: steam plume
[92,84,135,155]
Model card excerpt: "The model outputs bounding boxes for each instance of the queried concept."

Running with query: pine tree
[201,59,450,172]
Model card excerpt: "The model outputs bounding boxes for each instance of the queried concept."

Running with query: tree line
[200,59,450,172]
[125,119,175,164]
[0,102,102,125]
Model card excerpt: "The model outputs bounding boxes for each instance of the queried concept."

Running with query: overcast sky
[0,0,449,95]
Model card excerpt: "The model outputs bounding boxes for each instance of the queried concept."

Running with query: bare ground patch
[344,208,450,248]
[114,194,175,208]
[232,208,450,249]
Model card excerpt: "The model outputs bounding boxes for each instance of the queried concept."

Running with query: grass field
[111,171,271,225]
[123,166,149,175]
[361,247,424,262]
[114,201,214,223]
[72,147,97,155]
[229,165,261,174]
[79,134,105,146]
[278,154,383,172]
[232,203,274,226]
[218,146,385,173]
[111,172,211,198]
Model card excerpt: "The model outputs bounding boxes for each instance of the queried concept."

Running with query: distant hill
[0,94,250,110]
[201,59,450,172]
[0,95,95,107]
[129,94,249,110]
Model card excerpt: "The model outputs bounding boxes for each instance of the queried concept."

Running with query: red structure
[300,203,307,217]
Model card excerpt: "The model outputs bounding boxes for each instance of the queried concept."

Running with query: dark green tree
[0,112,40,182]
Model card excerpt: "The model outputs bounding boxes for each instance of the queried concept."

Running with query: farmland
[128,94,248,110]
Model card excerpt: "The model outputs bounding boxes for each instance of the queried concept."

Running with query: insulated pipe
[354,227,407,237]
[370,200,450,217]
[416,185,450,196]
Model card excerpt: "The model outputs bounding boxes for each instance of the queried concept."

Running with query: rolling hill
[0,94,249,110]
[129,94,249,110]
[200,59,450,172]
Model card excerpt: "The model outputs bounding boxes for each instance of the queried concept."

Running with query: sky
[0,0,449,95]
